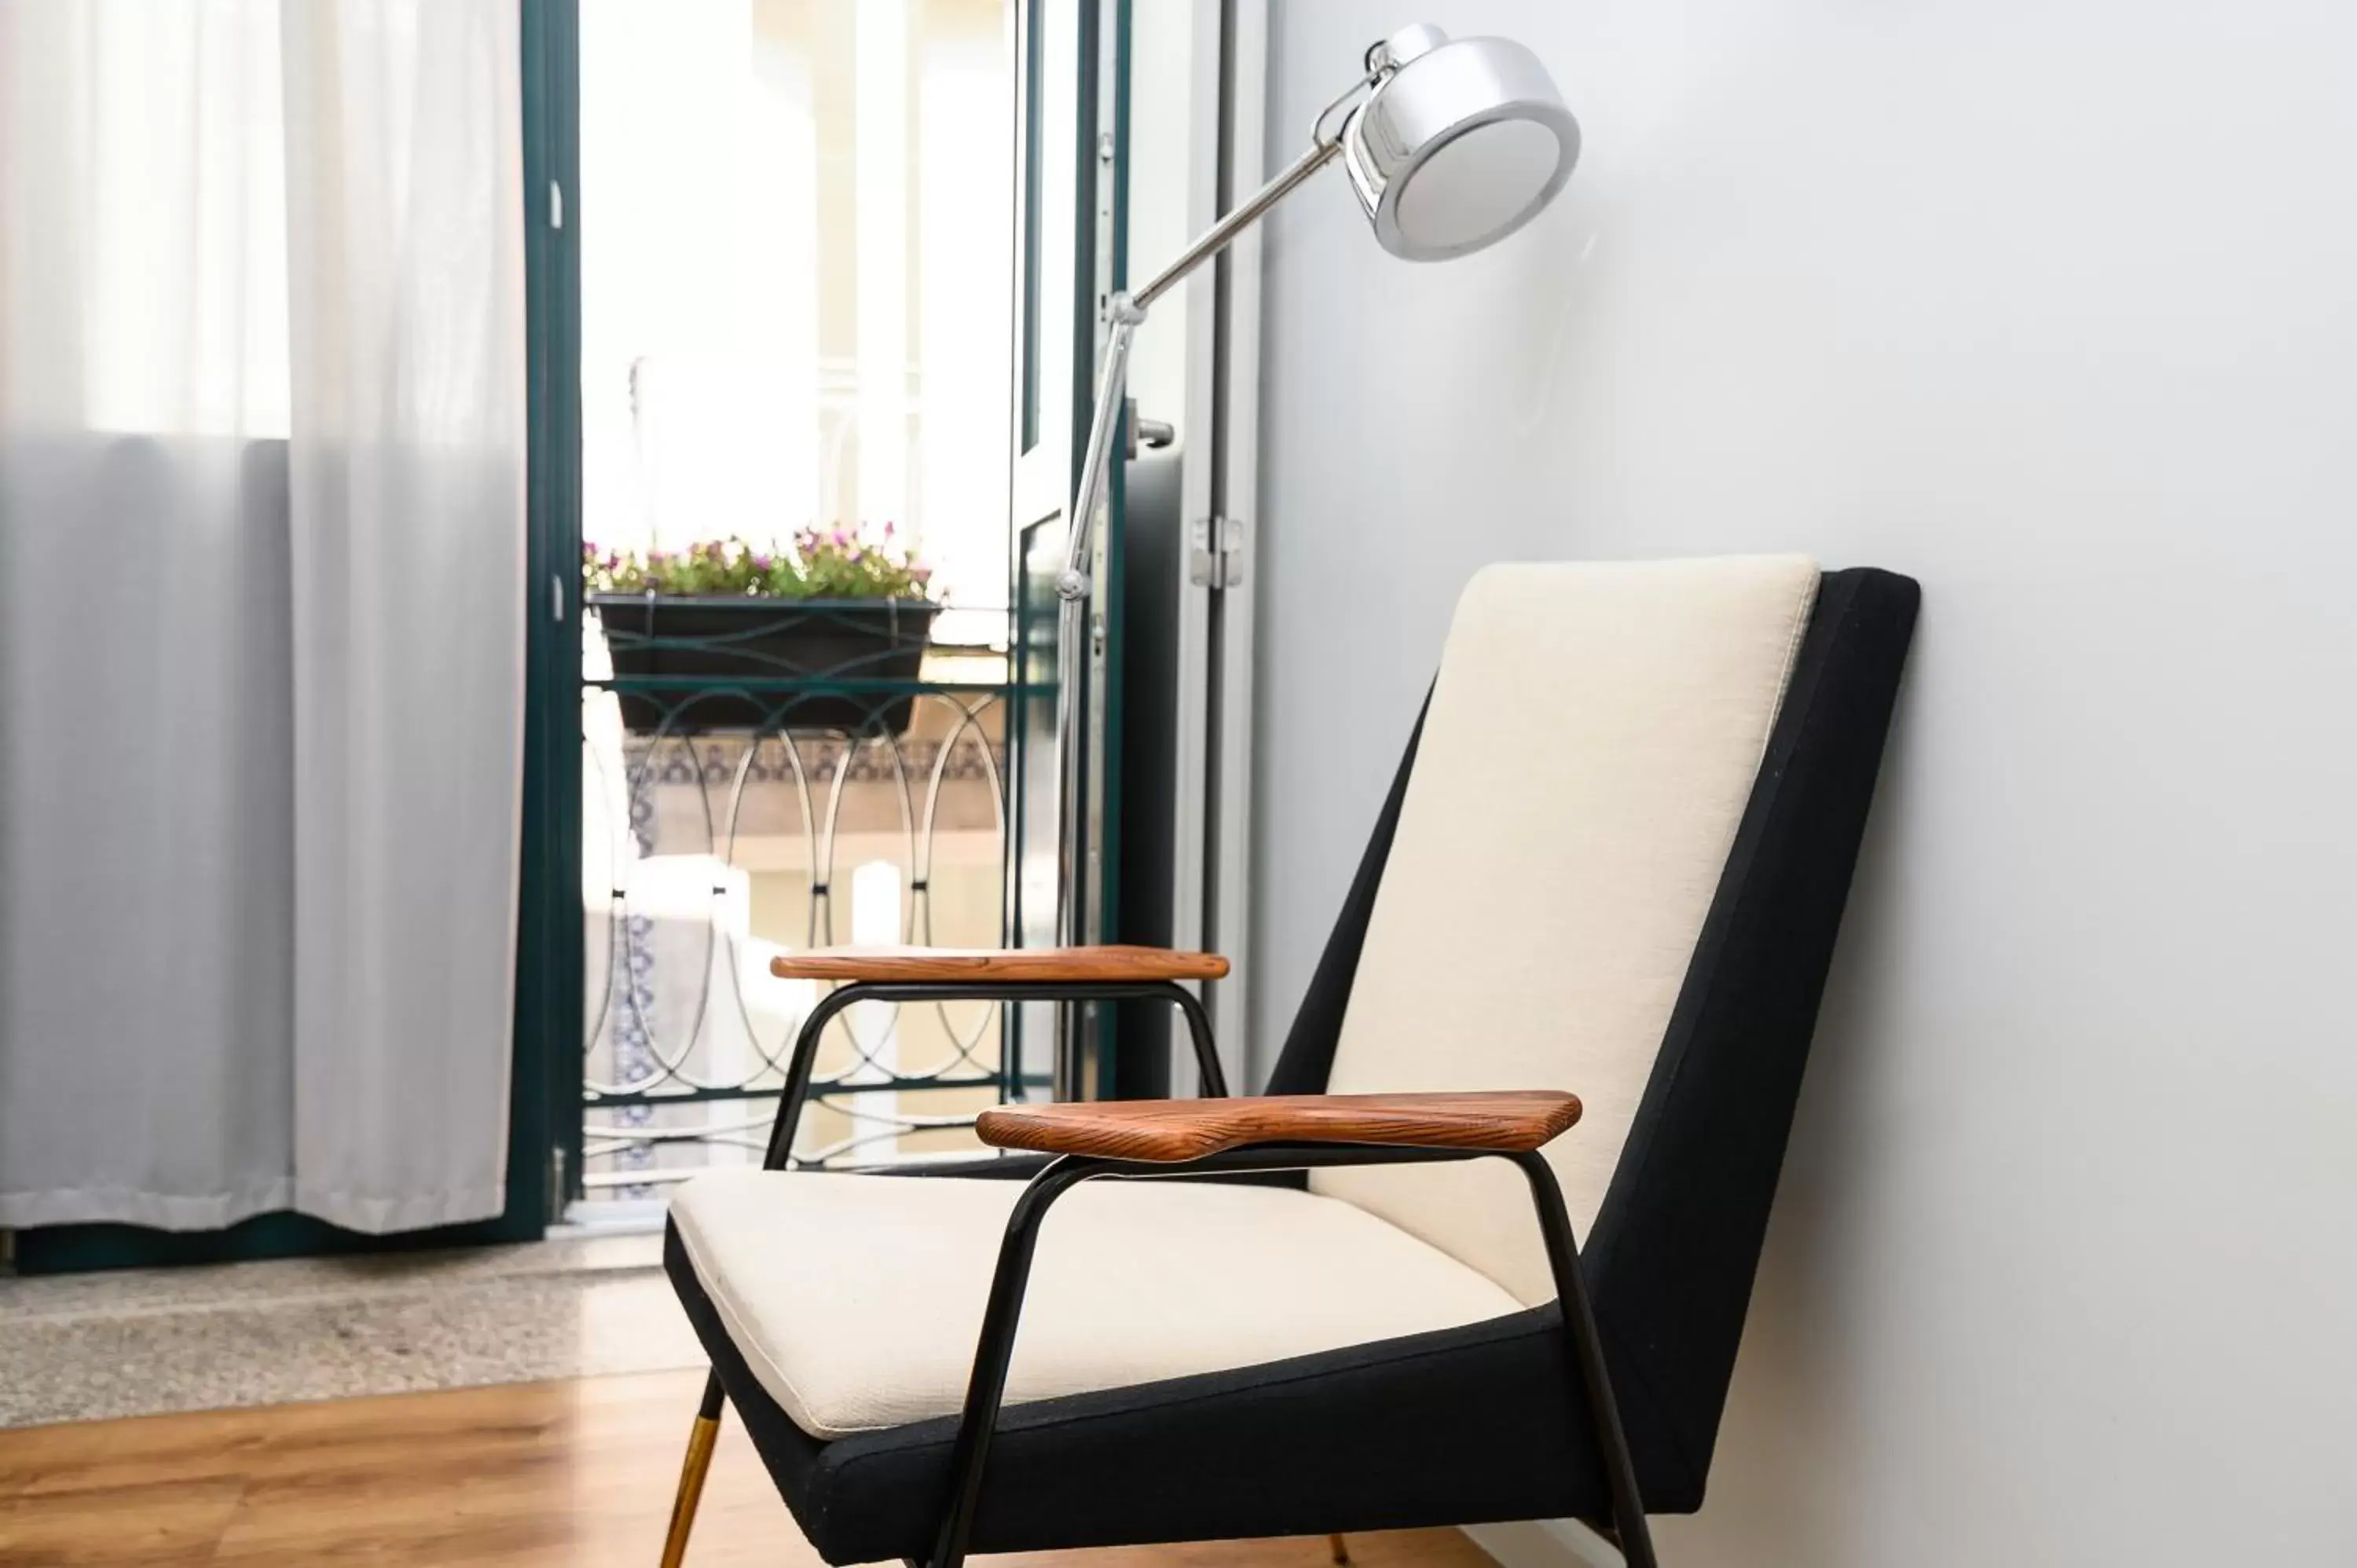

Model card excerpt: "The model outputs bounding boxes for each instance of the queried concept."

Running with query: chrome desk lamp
[1050,24,1581,949]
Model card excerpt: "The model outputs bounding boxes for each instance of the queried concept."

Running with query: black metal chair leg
[1513,1151,1659,1568]
[757,979,1233,1174]
[762,986,863,1170]
[1154,980,1229,1097]
[926,1156,1095,1568]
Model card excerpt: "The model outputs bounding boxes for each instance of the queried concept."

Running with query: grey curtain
[0,0,528,1233]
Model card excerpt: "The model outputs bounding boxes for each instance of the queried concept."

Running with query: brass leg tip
[659,1416,724,1568]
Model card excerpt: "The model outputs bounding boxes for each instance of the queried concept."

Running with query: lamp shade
[1340,27,1580,262]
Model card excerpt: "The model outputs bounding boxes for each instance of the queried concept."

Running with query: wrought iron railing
[579,600,1035,1199]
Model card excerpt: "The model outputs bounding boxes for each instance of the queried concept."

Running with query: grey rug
[0,1230,706,1428]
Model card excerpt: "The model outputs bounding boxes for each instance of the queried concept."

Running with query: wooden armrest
[975,1090,1581,1164]
[768,944,1230,984]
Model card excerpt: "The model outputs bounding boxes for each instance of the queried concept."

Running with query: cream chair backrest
[1313,555,1820,1305]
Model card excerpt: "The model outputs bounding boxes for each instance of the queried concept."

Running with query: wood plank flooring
[0,1368,1497,1568]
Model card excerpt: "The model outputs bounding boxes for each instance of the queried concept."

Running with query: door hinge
[1189,516,1245,590]
[550,573,566,622]
[548,180,565,230]
[550,1145,570,1214]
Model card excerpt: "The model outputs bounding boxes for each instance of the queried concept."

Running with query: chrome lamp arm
[1054,134,1347,605]
[1043,68,1372,971]
[1046,22,1580,976]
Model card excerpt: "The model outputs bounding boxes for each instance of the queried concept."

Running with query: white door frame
[1207,0,1271,1090]
[1006,0,1096,1096]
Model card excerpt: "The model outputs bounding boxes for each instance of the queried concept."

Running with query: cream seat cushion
[670,1168,1527,1441]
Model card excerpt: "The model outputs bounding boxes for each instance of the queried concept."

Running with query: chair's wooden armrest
[768,944,1229,984]
[975,1090,1581,1164]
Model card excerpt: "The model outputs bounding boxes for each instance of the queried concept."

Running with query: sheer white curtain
[0,0,527,1233]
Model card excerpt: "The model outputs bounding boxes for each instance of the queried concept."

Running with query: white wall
[1250,4,2357,1563]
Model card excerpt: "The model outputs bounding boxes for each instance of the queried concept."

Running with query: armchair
[655,556,1919,1568]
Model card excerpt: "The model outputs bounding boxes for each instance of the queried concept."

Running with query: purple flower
[751,554,774,570]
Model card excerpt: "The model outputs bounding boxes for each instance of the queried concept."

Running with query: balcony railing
[579,602,1033,1200]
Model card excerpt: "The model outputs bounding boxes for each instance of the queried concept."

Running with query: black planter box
[590,594,938,735]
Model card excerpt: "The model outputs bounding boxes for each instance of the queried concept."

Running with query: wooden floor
[0,1368,1496,1568]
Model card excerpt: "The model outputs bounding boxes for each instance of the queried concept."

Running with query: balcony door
[559,0,1039,1211]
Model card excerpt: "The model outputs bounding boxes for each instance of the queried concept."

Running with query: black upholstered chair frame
[658,567,1919,1568]
[694,1024,1654,1568]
